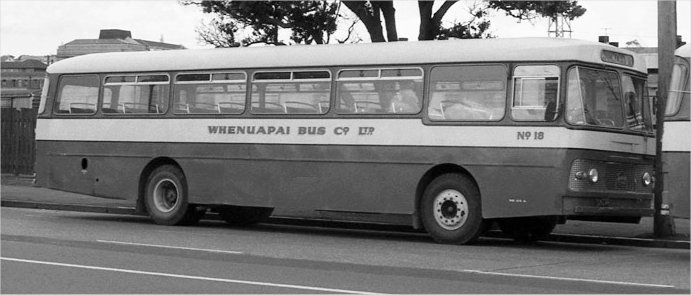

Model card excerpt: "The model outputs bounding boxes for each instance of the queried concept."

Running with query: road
[1,207,689,294]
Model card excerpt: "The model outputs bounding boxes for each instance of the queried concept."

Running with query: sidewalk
[2,174,689,249]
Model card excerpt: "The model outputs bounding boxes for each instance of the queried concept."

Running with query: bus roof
[48,37,647,74]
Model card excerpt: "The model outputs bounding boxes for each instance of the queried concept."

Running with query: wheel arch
[413,163,480,229]
[136,157,184,214]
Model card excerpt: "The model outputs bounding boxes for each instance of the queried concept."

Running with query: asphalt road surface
[1,207,689,294]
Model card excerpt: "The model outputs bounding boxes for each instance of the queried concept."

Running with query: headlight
[641,172,652,187]
[588,168,599,183]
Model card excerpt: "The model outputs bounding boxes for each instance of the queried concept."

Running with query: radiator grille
[569,159,652,193]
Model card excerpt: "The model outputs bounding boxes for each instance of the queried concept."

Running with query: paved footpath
[2,175,689,249]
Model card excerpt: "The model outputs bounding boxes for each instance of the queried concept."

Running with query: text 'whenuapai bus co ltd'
[35,38,656,244]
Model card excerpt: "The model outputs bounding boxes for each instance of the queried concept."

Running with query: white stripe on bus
[662,121,691,152]
[36,118,655,155]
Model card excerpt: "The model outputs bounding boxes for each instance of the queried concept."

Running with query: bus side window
[427,65,506,121]
[103,74,169,115]
[54,75,99,115]
[173,72,247,115]
[511,65,560,122]
[337,68,423,115]
[251,70,330,115]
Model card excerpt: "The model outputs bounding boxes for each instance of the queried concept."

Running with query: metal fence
[1,108,37,175]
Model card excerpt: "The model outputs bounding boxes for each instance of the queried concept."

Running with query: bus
[35,38,656,244]
[662,44,690,218]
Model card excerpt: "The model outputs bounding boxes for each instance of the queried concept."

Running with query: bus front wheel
[144,165,202,225]
[421,174,486,244]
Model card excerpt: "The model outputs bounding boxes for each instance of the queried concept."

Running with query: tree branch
[432,0,459,25]
[343,1,386,42]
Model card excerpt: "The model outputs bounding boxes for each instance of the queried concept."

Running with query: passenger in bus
[389,81,420,113]
[339,91,356,113]
[625,91,644,130]
[544,94,558,121]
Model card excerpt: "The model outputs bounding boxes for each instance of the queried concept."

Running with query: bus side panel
[468,148,569,219]
[34,140,656,221]
[171,145,654,220]
[250,144,426,213]
[181,143,427,214]
[159,142,249,206]
[181,144,570,218]
[662,119,690,218]
[663,151,690,218]
[34,140,142,201]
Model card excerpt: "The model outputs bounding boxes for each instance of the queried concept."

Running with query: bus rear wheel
[497,216,557,243]
[421,174,485,244]
[144,165,202,226]
[218,205,274,226]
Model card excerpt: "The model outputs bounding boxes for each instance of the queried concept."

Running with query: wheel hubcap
[433,189,469,230]
[153,179,179,213]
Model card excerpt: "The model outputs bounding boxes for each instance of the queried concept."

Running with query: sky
[0,0,689,57]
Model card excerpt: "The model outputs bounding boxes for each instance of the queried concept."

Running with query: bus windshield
[565,66,652,131]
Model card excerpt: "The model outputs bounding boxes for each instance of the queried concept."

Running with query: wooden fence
[1,108,37,175]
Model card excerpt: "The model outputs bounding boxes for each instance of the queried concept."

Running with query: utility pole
[654,0,676,237]
[547,14,572,38]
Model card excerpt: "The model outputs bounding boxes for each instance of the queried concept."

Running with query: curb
[2,200,689,250]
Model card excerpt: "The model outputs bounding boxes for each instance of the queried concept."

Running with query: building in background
[627,47,660,97]
[56,29,185,61]
[1,29,186,108]
[1,59,47,109]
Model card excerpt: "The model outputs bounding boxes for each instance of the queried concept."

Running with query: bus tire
[144,165,197,226]
[497,216,557,243]
[218,206,274,226]
[421,174,485,244]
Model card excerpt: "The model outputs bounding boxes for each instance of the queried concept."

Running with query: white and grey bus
[36,38,655,244]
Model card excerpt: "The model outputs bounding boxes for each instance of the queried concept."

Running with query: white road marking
[96,240,244,255]
[0,257,384,294]
[463,269,676,289]
[97,241,676,289]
